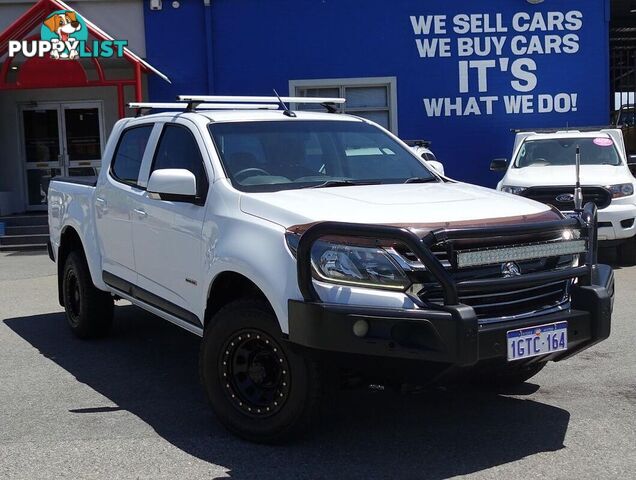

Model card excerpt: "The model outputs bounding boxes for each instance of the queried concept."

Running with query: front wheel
[200,299,323,443]
[618,236,636,266]
[62,251,114,339]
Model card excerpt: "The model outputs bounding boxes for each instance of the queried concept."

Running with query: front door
[21,102,104,210]
[132,120,210,321]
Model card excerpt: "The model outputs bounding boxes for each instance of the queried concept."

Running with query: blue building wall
[144,0,611,187]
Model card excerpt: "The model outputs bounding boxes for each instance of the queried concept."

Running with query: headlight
[311,241,410,291]
[606,183,634,198]
[501,185,527,195]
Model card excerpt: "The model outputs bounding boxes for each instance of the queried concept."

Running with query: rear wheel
[618,237,636,266]
[200,299,323,443]
[62,251,114,338]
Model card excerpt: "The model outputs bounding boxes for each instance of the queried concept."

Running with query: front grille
[424,280,569,320]
[405,234,578,322]
[397,244,448,264]
[521,186,611,210]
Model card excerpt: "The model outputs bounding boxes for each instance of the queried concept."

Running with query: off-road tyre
[200,299,323,443]
[62,251,114,339]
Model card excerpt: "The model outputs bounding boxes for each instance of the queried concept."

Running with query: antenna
[273,89,296,117]
[321,102,338,113]
[574,145,583,211]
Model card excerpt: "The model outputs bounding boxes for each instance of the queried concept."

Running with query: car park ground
[0,250,634,480]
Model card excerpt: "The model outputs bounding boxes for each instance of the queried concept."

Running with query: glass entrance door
[63,104,103,177]
[21,102,103,209]
[22,107,63,209]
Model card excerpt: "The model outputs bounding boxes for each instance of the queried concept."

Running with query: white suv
[48,96,613,443]
[492,129,636,263]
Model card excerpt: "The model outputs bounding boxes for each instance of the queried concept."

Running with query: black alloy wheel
[219,329,291,417]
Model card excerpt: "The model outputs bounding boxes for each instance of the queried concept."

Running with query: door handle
[95,197,107,215]
[133,208,147,218]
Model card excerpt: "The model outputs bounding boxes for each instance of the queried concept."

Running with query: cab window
[151,124,210,199]
[110,125,153,186]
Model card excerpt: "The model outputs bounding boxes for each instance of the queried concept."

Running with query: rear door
[95,123,158,284]
[132,119,211,322]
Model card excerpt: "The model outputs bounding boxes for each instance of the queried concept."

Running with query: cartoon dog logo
[42,11,83,59]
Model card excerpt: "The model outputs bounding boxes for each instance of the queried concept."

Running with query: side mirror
[427,160,445,176]
[147,168,197,202]
[490,158,508,172]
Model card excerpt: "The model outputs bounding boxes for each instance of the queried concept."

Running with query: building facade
[144,0,613,188]
[0,0,631,215]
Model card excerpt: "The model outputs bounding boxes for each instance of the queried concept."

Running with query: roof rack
[128,95,346,116]
[510,125,615,134]
[178,95,345,113]
[128,102,279,116]
[176,95,346,105]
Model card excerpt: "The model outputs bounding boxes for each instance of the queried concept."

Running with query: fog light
[353,320,369,337]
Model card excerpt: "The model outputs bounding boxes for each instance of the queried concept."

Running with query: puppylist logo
[8,10,127,60]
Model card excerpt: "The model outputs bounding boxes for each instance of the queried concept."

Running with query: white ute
[492,128,636,264]
[48,96,613,443]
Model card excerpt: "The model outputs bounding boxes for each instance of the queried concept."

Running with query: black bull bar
[296,203,600,305]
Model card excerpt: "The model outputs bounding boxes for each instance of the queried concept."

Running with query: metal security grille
[611,40,636,109]
[610,3,636,110]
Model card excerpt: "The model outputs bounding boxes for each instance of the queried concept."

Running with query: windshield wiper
[308,179,377,189]
[403,176,438,184]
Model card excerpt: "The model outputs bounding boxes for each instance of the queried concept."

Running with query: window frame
[109,124,155,189]
[149,123,210,205]
[288,77,398,134]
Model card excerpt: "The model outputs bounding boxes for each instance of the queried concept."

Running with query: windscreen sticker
[593,137,613,147]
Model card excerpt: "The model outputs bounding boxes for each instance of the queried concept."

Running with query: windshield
[514,137,622,168]
[208,120,437,192]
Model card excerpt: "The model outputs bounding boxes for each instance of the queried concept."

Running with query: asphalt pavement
[0,250,634,479]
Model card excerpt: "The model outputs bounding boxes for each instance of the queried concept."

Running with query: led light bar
[456,240,587,269]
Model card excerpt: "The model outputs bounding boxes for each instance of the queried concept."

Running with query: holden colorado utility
[492,128,636,264]
[48,96,613,443]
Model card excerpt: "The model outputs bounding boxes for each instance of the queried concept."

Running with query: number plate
[506,321,568,361]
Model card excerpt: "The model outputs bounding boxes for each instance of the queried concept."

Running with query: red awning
[0,0,170,82]
[0,0,170,117]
